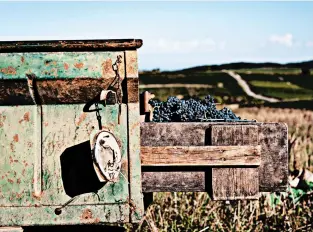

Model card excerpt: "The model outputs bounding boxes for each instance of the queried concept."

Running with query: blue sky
[0,2,312,71]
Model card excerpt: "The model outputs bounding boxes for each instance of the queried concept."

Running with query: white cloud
[306,41,313,47]
[269,33,293,47]
[140,38,225,54]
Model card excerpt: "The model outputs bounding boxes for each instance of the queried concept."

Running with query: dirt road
[222,70,280,103]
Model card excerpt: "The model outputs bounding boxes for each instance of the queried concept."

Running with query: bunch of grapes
[149,95,244,122]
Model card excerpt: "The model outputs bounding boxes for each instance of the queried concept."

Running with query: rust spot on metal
[64,62,69,70]
[127,57,137,75]
[0,66,17,75]
[23,112,30,122]
[45,60,57,66]
[81,209,93,220]
[128,66,135,75]
[131,121,140,132]
[102,59,114,78]
[94,218,100,223]
[32,192,42,200]
[13,134,19,142]
[44,122,49,127]
[17,178,21,184]
[21,56,25,63]
[0,114,6,127]
[121,160,128,172]
[10,142,15,152]
[76,113,87,126]
[51,67,58,77]
[7,179,14,184]
[74,62,84,69]
[16,192,23,199]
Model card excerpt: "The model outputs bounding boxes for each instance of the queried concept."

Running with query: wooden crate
[140,122,288,200]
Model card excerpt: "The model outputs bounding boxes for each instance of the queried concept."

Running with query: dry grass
[234,107,313,172]
[128,191,313,231]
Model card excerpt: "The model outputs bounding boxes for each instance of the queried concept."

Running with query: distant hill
[178,60,313,73]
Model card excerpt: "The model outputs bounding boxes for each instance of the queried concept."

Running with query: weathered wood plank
[258,123,288,192]
[211,125,259,200]
[141,145,261,166]
[142,172,205,192]
[140,122,288,193]
[212,168,259,200]
[0,39,142,53]
[141,122,208,147]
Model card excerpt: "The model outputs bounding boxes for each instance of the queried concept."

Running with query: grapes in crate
[148,95,252,123]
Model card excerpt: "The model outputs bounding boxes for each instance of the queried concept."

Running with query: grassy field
[233,68,305,75]
[139,70,258,104]
[127,107,313,232]
[238,73,313,101]
[248,80,313,100]
[139,67,313,104]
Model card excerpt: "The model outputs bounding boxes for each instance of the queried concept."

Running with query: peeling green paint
[0,106,38,206]
[41,104,129,206]
[0,204,129,226]
[0,48,144,226]
[42,170,52,190]
[0,52,125,79]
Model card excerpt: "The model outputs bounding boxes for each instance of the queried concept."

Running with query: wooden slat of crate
[140,122,288,193]
[211,125,259,200]
[141,145,261,166]
[258,123,288,192]
[142,172,205,192]
[212,168,259,200]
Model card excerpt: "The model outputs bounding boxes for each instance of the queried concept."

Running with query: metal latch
[90,129,122,183]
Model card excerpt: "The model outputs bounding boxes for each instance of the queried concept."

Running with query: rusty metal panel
[125,51,144,222]
[0,204,129,226]
[127,103,144,222]
[0,41,144,226]
[125,51,138,78]
[40,104,129,206]
[0,52,125,79]
[0,106,40,206]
